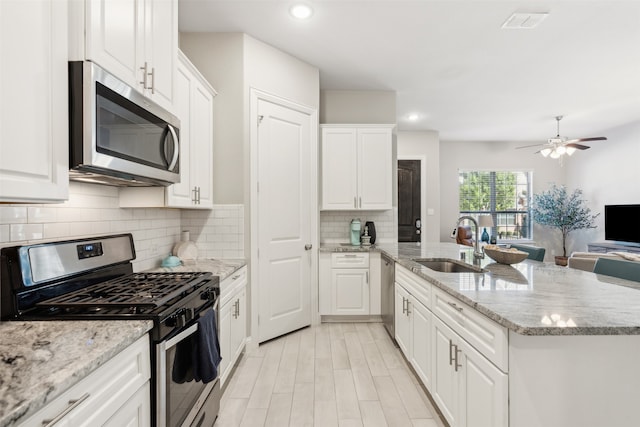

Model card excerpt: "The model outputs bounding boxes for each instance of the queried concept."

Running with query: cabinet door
[357,127,392,210]
[230,288,247,364]
[166,58,193,207]
[331,269,369,315]
[144,0,176,111]
[321,127,358,210]
[219,299,232,386]
[0,0,69,203]
[190,80,214,208]
[102,382,151,427]
[394,284,411,355]
[431,317,459,427]
[410,295,432,390]
[86,0,144,90]
[457,337,508,427]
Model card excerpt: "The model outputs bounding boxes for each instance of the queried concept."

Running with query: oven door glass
[163,324,209,427]
[96,82,179,173]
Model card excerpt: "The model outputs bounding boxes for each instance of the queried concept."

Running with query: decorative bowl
[483,246,528,265]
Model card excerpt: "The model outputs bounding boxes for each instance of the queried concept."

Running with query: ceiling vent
[502,12,549,29]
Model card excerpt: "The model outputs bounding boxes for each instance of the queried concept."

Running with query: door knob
[305,244,313,250]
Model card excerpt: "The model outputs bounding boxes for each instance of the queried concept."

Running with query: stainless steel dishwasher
[381,253,396,342]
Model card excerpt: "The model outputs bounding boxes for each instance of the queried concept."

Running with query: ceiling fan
[517,116,607,159]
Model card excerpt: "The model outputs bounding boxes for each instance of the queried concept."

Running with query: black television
[605,204,640,245]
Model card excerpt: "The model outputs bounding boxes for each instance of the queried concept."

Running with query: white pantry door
[257,98,313,343]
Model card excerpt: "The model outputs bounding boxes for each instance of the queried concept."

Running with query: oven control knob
[200,289,214,301]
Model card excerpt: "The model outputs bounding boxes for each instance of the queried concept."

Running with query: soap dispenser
[350,219,362,246]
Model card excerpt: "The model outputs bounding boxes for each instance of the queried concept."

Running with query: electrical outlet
[150,244,159,256]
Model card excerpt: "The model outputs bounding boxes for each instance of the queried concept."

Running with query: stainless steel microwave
[69,61,180,186]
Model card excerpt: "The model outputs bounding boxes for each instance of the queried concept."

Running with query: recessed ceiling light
[290,3,313,20]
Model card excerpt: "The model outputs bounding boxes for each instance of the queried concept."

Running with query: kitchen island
[322,242,640,427]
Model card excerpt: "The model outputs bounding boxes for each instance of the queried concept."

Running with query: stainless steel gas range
[0,234,221,427]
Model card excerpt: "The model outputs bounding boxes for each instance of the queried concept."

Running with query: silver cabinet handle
[454,345,462,372]
[406,299,411,316]
[232,275,240,280]
[192,187,198,203]
[402,297,406,315]
[196,186,201,204]
[366,271,369,283]
[447,301,463,312]
[305,244,313,250]
[359,197,362,208]
[449,339,455,366]
[139,62,148,88]
[42,393,90,426]
[354,197,357,208]
[149,67,155,93]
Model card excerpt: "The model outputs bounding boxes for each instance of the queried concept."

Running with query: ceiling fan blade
[516,143,546,149]
[565,143,590,150]
[565,136,607,143]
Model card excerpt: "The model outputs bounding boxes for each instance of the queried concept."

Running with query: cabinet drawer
[395,264,431,309]
[331,252,370,268]
[432,286,508,372]
[220,266,248,306]
[22,334,150,427]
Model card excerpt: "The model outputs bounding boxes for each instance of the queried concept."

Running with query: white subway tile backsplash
[0,183,244,265]
[320,208,397,244]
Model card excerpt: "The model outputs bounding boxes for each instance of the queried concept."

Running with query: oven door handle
[163,322,198,351]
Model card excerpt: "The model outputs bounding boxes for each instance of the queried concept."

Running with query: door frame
[397,155,427,246]
[249,88,319,350]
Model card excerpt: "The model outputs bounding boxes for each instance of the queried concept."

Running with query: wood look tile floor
[215,322,446,427]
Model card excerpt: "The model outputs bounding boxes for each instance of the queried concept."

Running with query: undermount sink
[412,258,483,273]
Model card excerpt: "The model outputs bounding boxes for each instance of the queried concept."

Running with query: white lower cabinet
[320,252,377,316]
[395,264,508,427]
[432,316,508,427]
[21,334,151,427]
[395,282,432,389]
[219,266,248,386]
[332,268,369,315]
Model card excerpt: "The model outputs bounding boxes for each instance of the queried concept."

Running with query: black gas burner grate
[36,272,212,309]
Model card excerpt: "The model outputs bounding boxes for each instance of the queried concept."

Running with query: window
[458,170,532,240]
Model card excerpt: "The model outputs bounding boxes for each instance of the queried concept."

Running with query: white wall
[397,131,441,243]
[565,119,640,253]
[439,140,566,259]
[320,90,396,124]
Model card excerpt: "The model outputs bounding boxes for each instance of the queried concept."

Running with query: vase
[554,256,568,266]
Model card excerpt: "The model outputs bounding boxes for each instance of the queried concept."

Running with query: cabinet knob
[305,244,313,250]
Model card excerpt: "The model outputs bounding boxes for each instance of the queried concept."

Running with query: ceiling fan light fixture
[555,145,566,156]
[549,149,561,159]
[566,146,577,156]
[540,148,552,157]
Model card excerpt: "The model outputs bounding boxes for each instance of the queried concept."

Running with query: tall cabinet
[0,0,69,203]
[320,124,394,210]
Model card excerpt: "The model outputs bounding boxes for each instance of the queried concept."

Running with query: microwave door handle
[166,124,179,171]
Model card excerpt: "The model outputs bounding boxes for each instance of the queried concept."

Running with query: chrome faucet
[456,216,485,265]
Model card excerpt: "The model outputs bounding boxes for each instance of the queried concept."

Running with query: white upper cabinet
[119,51,216,209]
[321,124,394,210]
[72,0,177,112]
[166,51,215,208]
[0,0,69,203]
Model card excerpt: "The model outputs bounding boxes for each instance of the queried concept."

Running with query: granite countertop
[322,242,640,336]
[0,320,152,427]
[150,258,246,281]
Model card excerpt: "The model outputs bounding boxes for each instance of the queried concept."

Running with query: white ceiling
[178,1,640,142]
